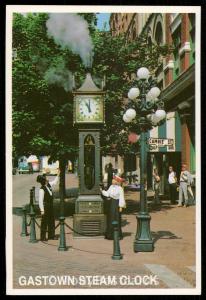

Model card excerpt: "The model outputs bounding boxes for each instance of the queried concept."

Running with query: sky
[96,13,111,31]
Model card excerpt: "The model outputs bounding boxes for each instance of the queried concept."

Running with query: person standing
[168,166,177,204]
[100,176,126,240]
[153,168,161,204]
[178,164,192,207]
[107,163,114,189]
[37,170,60,241]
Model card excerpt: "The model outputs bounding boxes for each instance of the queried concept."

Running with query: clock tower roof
[77,73,101,92]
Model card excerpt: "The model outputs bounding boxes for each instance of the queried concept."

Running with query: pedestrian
[188,179,195,204]
[100,175,126,240]
[153,168,161,204]
[168,166,177,204]
[36,169,60,241]
[178,164,192,207]
[107,163,114,189]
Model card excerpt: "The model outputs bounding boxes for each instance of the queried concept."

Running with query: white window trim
[170,13,181,34]
[179,42,192,55]
[163,60,174,71]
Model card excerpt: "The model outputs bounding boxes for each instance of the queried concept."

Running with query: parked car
[18,161,30,174]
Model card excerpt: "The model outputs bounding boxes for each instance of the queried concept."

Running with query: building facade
[108,13,195,195]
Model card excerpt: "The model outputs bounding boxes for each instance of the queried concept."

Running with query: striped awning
[148,111,181,152]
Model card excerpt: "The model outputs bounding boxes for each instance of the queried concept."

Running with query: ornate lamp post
[123,67,166,252]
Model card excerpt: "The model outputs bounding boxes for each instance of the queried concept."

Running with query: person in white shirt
[178,164,192,207]
[168,166,177,204]
[36,170,60,241]
[100,176,126,240]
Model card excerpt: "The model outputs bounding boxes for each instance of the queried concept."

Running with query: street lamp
[123,67,166,252]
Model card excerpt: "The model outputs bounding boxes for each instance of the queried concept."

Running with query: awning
[148,111,181,152]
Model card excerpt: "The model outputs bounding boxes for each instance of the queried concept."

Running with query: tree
[12,12,171,202]
[12,13,97,205]
[91,30,172,157]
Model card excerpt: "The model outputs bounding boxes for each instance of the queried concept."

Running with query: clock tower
[73,72,106,237]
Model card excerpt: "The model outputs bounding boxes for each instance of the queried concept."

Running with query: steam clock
[73,72,106,237]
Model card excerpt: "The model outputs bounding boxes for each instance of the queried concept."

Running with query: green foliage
[12,13,171,163]
[91,31,171,156]
[12,12,97,162]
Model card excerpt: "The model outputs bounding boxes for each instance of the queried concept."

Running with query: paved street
[11,174,196,291]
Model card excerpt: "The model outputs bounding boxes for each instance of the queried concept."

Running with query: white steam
[46,13,94,67]
[44,60,73,92]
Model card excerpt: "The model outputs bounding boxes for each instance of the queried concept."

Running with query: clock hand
[88,99,91,113]
[85,102,90,112]
[86,100,92,113]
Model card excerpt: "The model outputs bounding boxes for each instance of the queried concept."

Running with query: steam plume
[46,13,93,67]
[44,60,73,92]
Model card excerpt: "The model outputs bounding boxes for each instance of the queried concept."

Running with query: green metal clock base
[73,213,106,238]
[133,213,154,252]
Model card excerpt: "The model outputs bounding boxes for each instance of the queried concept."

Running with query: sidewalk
[12,185,196,290]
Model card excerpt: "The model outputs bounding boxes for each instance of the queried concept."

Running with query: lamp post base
[133,213,154,252]
[112,254,123,260]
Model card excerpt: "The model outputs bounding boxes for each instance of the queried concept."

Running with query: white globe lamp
[123,114,132,123]
[125,108,136,120]
[137,67,150,80]
[146,91,153,101]
[155,109,166,121]
[149,87,161,99]
[151,114,159,125]
[128,87,140,100]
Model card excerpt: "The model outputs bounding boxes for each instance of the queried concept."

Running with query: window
[172,26,181,78]
[155,22,163,46]
[189,14,195,62]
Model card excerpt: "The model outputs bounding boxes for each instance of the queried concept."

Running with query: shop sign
[148,138,174,151]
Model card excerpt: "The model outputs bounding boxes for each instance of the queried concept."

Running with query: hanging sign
[148,138,174,151]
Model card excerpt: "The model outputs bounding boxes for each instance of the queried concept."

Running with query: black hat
[36,175,46,185]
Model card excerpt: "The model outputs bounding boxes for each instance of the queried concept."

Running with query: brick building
[107,13,195,195]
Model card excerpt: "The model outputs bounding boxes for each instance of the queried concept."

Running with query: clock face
[75,95,104,123]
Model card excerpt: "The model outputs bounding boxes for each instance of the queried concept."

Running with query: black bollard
[29,211,38,243]
[32,186,36,204]
[20,205,28,237]
[112,220,122,260]
[29,188,35,215]
[58,216,68,251]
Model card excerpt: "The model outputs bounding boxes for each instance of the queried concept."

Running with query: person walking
[36,170,60,241]
[168,166,177,204]
[100,175,126,240]
[178,164,192,207]
[153,168,161,204]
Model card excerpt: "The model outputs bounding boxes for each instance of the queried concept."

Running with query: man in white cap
[100,176,126,240]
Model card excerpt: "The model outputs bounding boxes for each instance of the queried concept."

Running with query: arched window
[155,22,163,45]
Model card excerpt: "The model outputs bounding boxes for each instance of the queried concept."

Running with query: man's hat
[113,175,124,183]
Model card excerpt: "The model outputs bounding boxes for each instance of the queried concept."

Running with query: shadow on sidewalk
[124,198,177,215]
[151,230,182,244]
